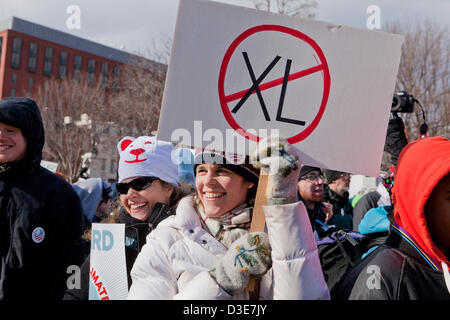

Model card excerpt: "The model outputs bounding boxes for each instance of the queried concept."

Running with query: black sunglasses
[116,177,157,195]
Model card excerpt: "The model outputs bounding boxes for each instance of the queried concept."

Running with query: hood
[392,137,450,270]
[73,178,104,222]
[358,206,391,235]
[0,97,45,169]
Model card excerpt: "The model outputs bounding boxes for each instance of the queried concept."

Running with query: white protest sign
[157,0,403,176]
[40,160,58,172]
[88,223,128,300]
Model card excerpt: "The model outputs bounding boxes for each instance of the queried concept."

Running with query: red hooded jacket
[392,136,450,270]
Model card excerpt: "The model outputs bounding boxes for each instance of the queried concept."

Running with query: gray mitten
[209,232,272,295]
[250,135,301,205]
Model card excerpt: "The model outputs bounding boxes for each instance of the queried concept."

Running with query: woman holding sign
[128,136,329,300]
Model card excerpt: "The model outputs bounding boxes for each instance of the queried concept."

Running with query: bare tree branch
[33,38,169,182]
[385,19,450,140]
[34,76,105,183]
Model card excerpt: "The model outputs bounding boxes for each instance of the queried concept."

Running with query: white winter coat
[127,196,330,300]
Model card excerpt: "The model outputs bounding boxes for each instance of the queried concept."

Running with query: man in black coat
[297,165,333,238]
[323,169,353,231]
[0,97,85,300]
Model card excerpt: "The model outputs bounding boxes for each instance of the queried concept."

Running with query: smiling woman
[128,135,330,300]
[115,136,183,221]
[119,176,174,221]
[195,163,254,218]
[64,135,189,300]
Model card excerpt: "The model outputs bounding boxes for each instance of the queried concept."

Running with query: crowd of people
[0,96,449,300]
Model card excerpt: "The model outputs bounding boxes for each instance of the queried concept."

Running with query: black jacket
[331,228,450,300]
[298,194,328,238]
[63,203,174,300]
[324,184,353,231]
[0,98,85,300]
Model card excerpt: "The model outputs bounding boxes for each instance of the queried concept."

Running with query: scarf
[195,198,252,248]
[325,185,349,207]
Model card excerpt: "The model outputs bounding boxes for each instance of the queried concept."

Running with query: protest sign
[157,0,403,176]
[88,223,128,300]
[40,160,58,172]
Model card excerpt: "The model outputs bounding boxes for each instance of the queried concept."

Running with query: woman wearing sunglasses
[64,136,188,300]
[128,136,329,300]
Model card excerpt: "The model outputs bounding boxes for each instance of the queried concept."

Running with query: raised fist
[250,135,301,204]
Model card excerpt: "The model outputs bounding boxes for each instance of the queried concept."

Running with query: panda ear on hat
[117,137,135,153]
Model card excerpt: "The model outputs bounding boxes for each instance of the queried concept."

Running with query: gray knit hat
[323,169,345,184]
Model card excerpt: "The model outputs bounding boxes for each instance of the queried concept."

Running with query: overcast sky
[0,0,448,59]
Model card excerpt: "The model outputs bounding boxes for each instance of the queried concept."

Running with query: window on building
[73,55,82,82]
[101,158,106,172]
[28,77,33,88]
[0,37,3,61]
[100,61,108,89]
[10,37,22,69]
[112,66,120,92]
[110,159,116,174]
[11,73,17,84]
[87,58,96,86]
[95,122,103,134]
[43,46,54,76]
[10,88,16,97]
[59,50,68,79]
[27,42,38,73]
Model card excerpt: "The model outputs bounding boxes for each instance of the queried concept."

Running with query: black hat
[323,169,345,184]
[299,165,322,180]
[193,148,259,185]
[0,97,44,165]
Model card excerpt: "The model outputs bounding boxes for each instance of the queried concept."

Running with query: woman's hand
[250,135,301,205]
[209,232,271,295]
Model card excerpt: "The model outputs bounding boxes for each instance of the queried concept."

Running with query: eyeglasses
[340,173,352,178]
[302,173,325,182]
[116,177,157,195]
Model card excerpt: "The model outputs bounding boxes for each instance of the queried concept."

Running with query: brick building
[0,16,162,181]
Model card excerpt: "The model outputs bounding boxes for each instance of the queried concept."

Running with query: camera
[392,91,415,113]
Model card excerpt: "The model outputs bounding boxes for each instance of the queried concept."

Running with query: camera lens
[392,96,399,108]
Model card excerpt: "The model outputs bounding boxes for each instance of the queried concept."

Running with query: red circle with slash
[218,24,331,144]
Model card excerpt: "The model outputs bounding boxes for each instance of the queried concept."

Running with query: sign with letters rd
[88,223,128,300]
[157,0,403,176]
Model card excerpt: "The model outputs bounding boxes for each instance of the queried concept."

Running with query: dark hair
[82,197,122,242]
[193,168,258,207]
[246,184,258,206]
[159,180,193,208]
[82,181,190,242]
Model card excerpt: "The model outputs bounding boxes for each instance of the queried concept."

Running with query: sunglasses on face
[116,177,157,195]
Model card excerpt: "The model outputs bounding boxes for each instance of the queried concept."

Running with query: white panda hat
[117,136,179,186]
